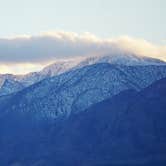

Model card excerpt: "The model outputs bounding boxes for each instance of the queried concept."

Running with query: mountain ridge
[0,53,166,96]
[1,63,166,120]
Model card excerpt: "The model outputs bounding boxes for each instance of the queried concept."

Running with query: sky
[0,0,165,74]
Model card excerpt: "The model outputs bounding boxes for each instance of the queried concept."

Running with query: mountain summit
[0,53,165,96]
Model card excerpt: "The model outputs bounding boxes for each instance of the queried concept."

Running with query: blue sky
[0,0,165,44]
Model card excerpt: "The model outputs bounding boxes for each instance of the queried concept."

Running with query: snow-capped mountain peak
[77,53,166,67]
[40,58,83,76]
[0,53,165,96]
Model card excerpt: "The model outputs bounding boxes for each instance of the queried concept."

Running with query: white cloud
[112,36,166,60]
[0,63,43,75]
[0,31,166,74]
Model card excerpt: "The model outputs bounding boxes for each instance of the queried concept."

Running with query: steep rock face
[1,63,166,119]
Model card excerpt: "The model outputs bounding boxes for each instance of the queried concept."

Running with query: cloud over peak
[0,30,166,74]
[0,31,166,64]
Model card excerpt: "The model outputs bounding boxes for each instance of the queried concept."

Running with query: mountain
[0,60,77,89]
[0,79,25,96]
[0,53,165,96]
[77,53,166,67]
[0,59,81,96]
[1,63,166,120]
[41,58,83,77]
[0,74,21,87]
[49,77,166,165]
[0,78,166,165]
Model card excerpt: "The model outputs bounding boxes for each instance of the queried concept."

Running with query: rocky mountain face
[0,77,166,165]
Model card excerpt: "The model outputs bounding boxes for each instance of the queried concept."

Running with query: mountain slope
[0,59,82,96]
[0,53,165,96]
[1,63,166,120]
[0,79,24,96]
[77,53,166,67]
[0,78,166,165]
[51,77,166,165]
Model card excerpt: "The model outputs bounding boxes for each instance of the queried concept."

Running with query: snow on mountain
[0,74,21,87]
[41,58,83,76]
[1,63,166,120]
[76,53,166,67]
[19,58,83,86]
[0,58,82,96]
[0,79,25,96]
[1,78,166,165]
[0,53,165,96]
